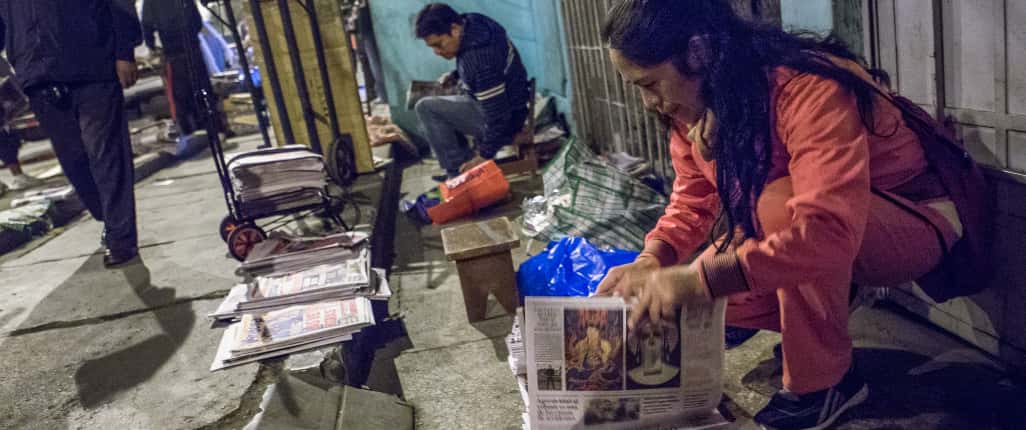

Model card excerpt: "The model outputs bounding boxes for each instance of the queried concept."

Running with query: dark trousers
[164,45,220,136]
[28,81,138,252]
[0,128,20,166]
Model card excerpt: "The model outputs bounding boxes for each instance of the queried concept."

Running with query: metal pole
[931,0,947,121]
[220,0,272,148]
[248,0,296,145]
[303,0,342,138]
[177,0,237,213]
[277,0,324,155]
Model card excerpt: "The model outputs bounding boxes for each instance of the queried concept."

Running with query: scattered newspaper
[211,297,375,371]
[524,297,728,430]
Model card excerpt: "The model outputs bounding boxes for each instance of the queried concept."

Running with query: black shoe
[431,174,450,182]
[104,248,139,268]
[725,326,760,349]
[754,365,868,430]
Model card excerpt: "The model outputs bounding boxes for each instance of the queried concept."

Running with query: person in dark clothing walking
[0,0,142,267]
[413,3,530,180]
[142,0,220,137]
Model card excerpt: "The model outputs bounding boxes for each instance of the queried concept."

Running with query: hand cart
[184,0,359,260]
[214,144,349,262]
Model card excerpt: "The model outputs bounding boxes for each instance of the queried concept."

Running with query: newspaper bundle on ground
[210,267,392,321]
[524,296,730,430]
[240,231,369,276]
[211,297,375,371]
[227,144,328,203]
[11,185,76,208]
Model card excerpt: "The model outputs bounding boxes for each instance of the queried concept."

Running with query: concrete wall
[367,0,572,143]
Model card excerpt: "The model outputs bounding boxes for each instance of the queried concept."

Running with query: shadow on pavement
[737,347,1026,429]
[72,255,196,409]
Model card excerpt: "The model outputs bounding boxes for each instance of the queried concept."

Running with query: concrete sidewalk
[0,134,270,429]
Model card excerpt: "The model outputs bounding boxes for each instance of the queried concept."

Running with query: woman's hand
[595,254,660,299]
[629,265,710,329]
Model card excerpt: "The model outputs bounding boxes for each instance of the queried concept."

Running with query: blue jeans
[415,95,485,177]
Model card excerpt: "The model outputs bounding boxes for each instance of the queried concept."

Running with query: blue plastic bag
[517,237,639,299]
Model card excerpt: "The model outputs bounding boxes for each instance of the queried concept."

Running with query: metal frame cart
[186,0,359,260]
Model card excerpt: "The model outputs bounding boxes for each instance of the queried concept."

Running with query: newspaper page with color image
[252,249,371,300]
[525,296,728,430]
[231,298,374,356]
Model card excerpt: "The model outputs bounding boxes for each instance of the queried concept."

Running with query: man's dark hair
[415,3,462,38]
[604,0,886,252]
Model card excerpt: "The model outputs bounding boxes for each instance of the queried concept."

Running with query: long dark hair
[602,0,883,251]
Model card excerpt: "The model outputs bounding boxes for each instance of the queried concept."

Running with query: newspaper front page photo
[525,297,728,430]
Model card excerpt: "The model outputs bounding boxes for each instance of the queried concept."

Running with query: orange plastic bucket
[427,160,510,224]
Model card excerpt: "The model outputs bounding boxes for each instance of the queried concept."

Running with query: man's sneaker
[726,326,760,349]
[754,365,868,430]
[7,174,43,191]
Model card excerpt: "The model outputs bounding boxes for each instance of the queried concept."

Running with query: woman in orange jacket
[595,1,963,429]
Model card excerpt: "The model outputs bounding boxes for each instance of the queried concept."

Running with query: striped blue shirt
[455,13,529,159]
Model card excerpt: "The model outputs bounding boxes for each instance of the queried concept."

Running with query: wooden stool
[441,217,521,322]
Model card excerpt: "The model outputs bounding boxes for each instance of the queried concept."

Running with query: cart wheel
[219,215,239,242]
[227,224,266,261]
[327,134,356,187]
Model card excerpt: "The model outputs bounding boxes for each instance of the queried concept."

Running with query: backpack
[885,94,995,302]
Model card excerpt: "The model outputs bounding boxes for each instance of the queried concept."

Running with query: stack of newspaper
[240,231,370,276]
[226,145,327,212]
[505,308,532,429]
[210,267,391,321]
[521,296,732,430]
[507,308,527,377]
[211,297,375,371]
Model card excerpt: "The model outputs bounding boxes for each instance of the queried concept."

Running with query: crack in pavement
[1,289,230,338]
[151,170,219,182]
[195,362,281,430]
[400,332,509,356]
[0,235,212,269]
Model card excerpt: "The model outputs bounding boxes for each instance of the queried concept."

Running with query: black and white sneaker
[754,365,868,430]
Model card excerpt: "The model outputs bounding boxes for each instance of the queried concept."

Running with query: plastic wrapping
[517,237,638,299]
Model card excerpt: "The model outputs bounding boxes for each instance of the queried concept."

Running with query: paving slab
[0,299,257,430]
[394,270,513,354]
[394,338,523,430]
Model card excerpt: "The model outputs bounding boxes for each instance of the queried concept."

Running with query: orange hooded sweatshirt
[645,63,938,298]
